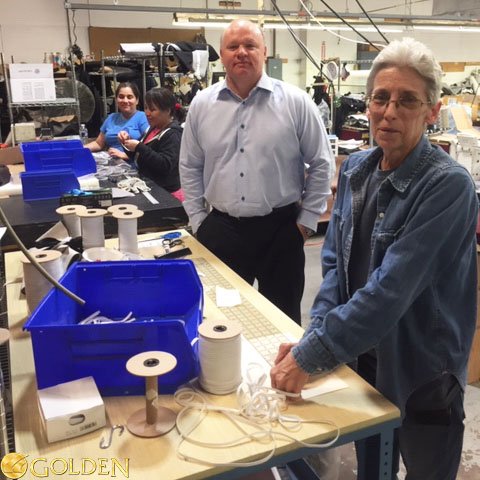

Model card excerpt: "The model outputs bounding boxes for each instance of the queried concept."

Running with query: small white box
[37,376,106,443]
[13,122,36,142]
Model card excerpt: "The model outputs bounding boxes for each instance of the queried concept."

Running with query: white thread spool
[21,250,63,313]
[113,209,144,254]
[107,204,138,215]
[56,205,87,237]
[77,208,107,250]
[198,319,242,395]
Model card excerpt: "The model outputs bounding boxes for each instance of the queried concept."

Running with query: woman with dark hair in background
[85,82,149,160]
[118,87,186,201]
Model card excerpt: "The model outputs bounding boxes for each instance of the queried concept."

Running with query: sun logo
[1,453,28,479]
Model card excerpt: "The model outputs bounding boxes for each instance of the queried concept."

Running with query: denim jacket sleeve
[293,160,478,374]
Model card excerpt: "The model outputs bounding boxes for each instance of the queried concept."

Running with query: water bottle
[79,124,88,144]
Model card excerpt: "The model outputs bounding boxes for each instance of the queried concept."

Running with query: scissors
[160,232,182,240]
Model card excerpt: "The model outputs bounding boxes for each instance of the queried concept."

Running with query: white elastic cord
[78,310,136,325]
[174,363,340,468]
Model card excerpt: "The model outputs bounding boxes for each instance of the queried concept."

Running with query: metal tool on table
[99,424,124,449]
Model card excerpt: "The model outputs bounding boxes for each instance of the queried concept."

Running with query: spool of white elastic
[198,319,242,395]
[112,209,144,254]
[107,204,138,215]
[21,250,63,313]
[77,208,107,250]
[56,205,87,237]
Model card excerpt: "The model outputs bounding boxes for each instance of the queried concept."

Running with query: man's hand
[297,223,315,242]
[270,347,310,395]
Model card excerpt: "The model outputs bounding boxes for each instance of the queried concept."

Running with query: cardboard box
[0,147,23,165]
[13,123,36,142]
[37,376,106,443]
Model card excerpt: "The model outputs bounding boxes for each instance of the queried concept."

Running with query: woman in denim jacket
[271,38,478,480]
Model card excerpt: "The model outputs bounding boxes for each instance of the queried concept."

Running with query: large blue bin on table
[24,260,203,395]
[20,140,96,177]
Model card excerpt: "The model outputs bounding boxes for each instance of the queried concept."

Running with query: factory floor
[244,234,480,479]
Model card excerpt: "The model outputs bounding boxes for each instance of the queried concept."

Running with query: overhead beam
[63,2,480,27]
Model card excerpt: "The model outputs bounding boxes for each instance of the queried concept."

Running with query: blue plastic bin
[21,140,96,177]
[20,169,80,201]
[24,260,203,395]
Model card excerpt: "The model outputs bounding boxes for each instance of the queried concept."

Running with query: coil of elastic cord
[77,208,107,250]
[174,363,340,468]
[21,250,64,313]
[197,320,242,395]
[112,209,144,254]
[79,310,136,325]
[56,204,87,238]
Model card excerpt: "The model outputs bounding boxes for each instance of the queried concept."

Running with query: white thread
[174,363,340,468]
[21,250,64,313]
[56,205,87,237]
[198,320,242,395]
[113,209,144,254]
[78,209,107,250]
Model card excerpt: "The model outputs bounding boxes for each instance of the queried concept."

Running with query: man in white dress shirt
[180,19,334,324]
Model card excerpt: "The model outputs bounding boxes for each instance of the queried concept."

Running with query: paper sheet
[215,285,242,307]
[9,64,56,103]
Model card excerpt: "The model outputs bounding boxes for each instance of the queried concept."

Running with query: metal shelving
[11,98,77,108]
[0,53,80,145]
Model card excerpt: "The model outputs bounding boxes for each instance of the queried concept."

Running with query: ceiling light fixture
[172,17,402,33]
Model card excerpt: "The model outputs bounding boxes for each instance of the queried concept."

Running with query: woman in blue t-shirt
[85,82,149,160]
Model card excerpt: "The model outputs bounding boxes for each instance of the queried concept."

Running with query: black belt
[211,203,297,221]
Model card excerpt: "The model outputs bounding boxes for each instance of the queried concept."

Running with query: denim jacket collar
[345,135,433,193]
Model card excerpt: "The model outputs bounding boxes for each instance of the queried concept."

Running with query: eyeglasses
[367,93,431,112]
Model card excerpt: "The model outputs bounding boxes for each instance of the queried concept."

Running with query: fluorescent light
[318,26,403,33]
[173,18,402,33]
[175,21,232,29]
[414,26,480,32]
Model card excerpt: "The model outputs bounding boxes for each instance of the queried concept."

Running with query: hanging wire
[355,0,390,44]
[298,0,385,49]
[316,0,382,51]
[270,0,323,73]
[72,9,78,45]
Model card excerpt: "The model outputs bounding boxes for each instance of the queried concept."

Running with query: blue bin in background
[24,260,203,396]
[20,169,80,201]
[21,140,96,177]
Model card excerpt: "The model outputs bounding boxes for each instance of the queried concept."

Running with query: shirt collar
[217,71,273,100]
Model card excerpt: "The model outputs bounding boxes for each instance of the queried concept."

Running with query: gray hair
[366,37,443,104]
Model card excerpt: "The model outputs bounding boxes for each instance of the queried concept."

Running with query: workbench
[5,231,400,479]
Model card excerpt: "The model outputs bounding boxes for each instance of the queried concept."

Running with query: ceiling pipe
[63,2,480,25]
